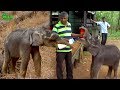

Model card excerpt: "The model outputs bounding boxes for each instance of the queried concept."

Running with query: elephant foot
[1,70,7,75]
[113,76,118,79]
[105,76,111,79]
[90,76,98,79]
[34,76,41,79]
[35,72,41,77]
[18,70,26,79]
[18,73,25,79]
[17,75,25,79]
[10,71,16,75]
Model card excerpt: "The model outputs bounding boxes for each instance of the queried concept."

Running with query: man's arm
[90,19,101,26]
[71,33,82,37]
[107,26,110,29]
[107,22,110,29]
[90,19,97,23]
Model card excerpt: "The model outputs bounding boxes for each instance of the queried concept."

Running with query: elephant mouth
[32,42,44,46]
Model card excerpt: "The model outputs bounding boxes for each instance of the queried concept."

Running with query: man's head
[59,11,68,25]
[102,17,106,22]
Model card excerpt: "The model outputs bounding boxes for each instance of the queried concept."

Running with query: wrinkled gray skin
[84,34,120,79]
[2,27,72,79]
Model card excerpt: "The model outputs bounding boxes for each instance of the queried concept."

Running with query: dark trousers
[56,52,73,79]
[101,33,107,45]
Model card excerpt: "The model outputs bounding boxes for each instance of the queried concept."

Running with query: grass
[108,30,120,40]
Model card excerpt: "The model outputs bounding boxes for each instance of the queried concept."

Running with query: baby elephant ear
[90,50,98,56]
[88,47,99,56]
[30,31,43,46]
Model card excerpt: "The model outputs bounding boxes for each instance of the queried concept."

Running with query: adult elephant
[2,27,72,79]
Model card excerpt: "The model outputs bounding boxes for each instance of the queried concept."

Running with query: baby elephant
[86,36,120,79]
[2,28,72,79]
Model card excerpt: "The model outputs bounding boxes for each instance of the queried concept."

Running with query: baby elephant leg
[105,66,112,79]
[90,61,102,79]
[31,46,41,78]
[18,49,30,79]
[113,62,119,79]
[2,51,11,74]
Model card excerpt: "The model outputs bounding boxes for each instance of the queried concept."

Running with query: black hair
[102,17,105,19]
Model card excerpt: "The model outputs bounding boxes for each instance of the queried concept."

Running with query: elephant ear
[30,31,43,46]
[88,46,99,56]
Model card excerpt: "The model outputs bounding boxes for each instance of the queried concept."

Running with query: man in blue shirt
[91,17,110,45]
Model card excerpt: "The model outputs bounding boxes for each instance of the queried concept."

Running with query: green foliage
[96,11,120,39]
[108,30,120,40]
[96,11,120,30]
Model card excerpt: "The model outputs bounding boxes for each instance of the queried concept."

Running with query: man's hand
[63,38,69,42]
[90,19,96,23]
[90,19,93,21]
[90,19,94,22]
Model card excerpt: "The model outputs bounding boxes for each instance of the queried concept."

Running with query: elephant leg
[105,66,112,79]
[2,58,11,74]
[91,62,102,79]
[18,48,30,79]
[113,62,119,79]
[113,68,118,79]
[7,60,13,74]
[90,63,93,78]
[2,49,11,74]
[10,58,18,74]
[31,46,41,77]
[19,56,30,79]
[90,55,94,78]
